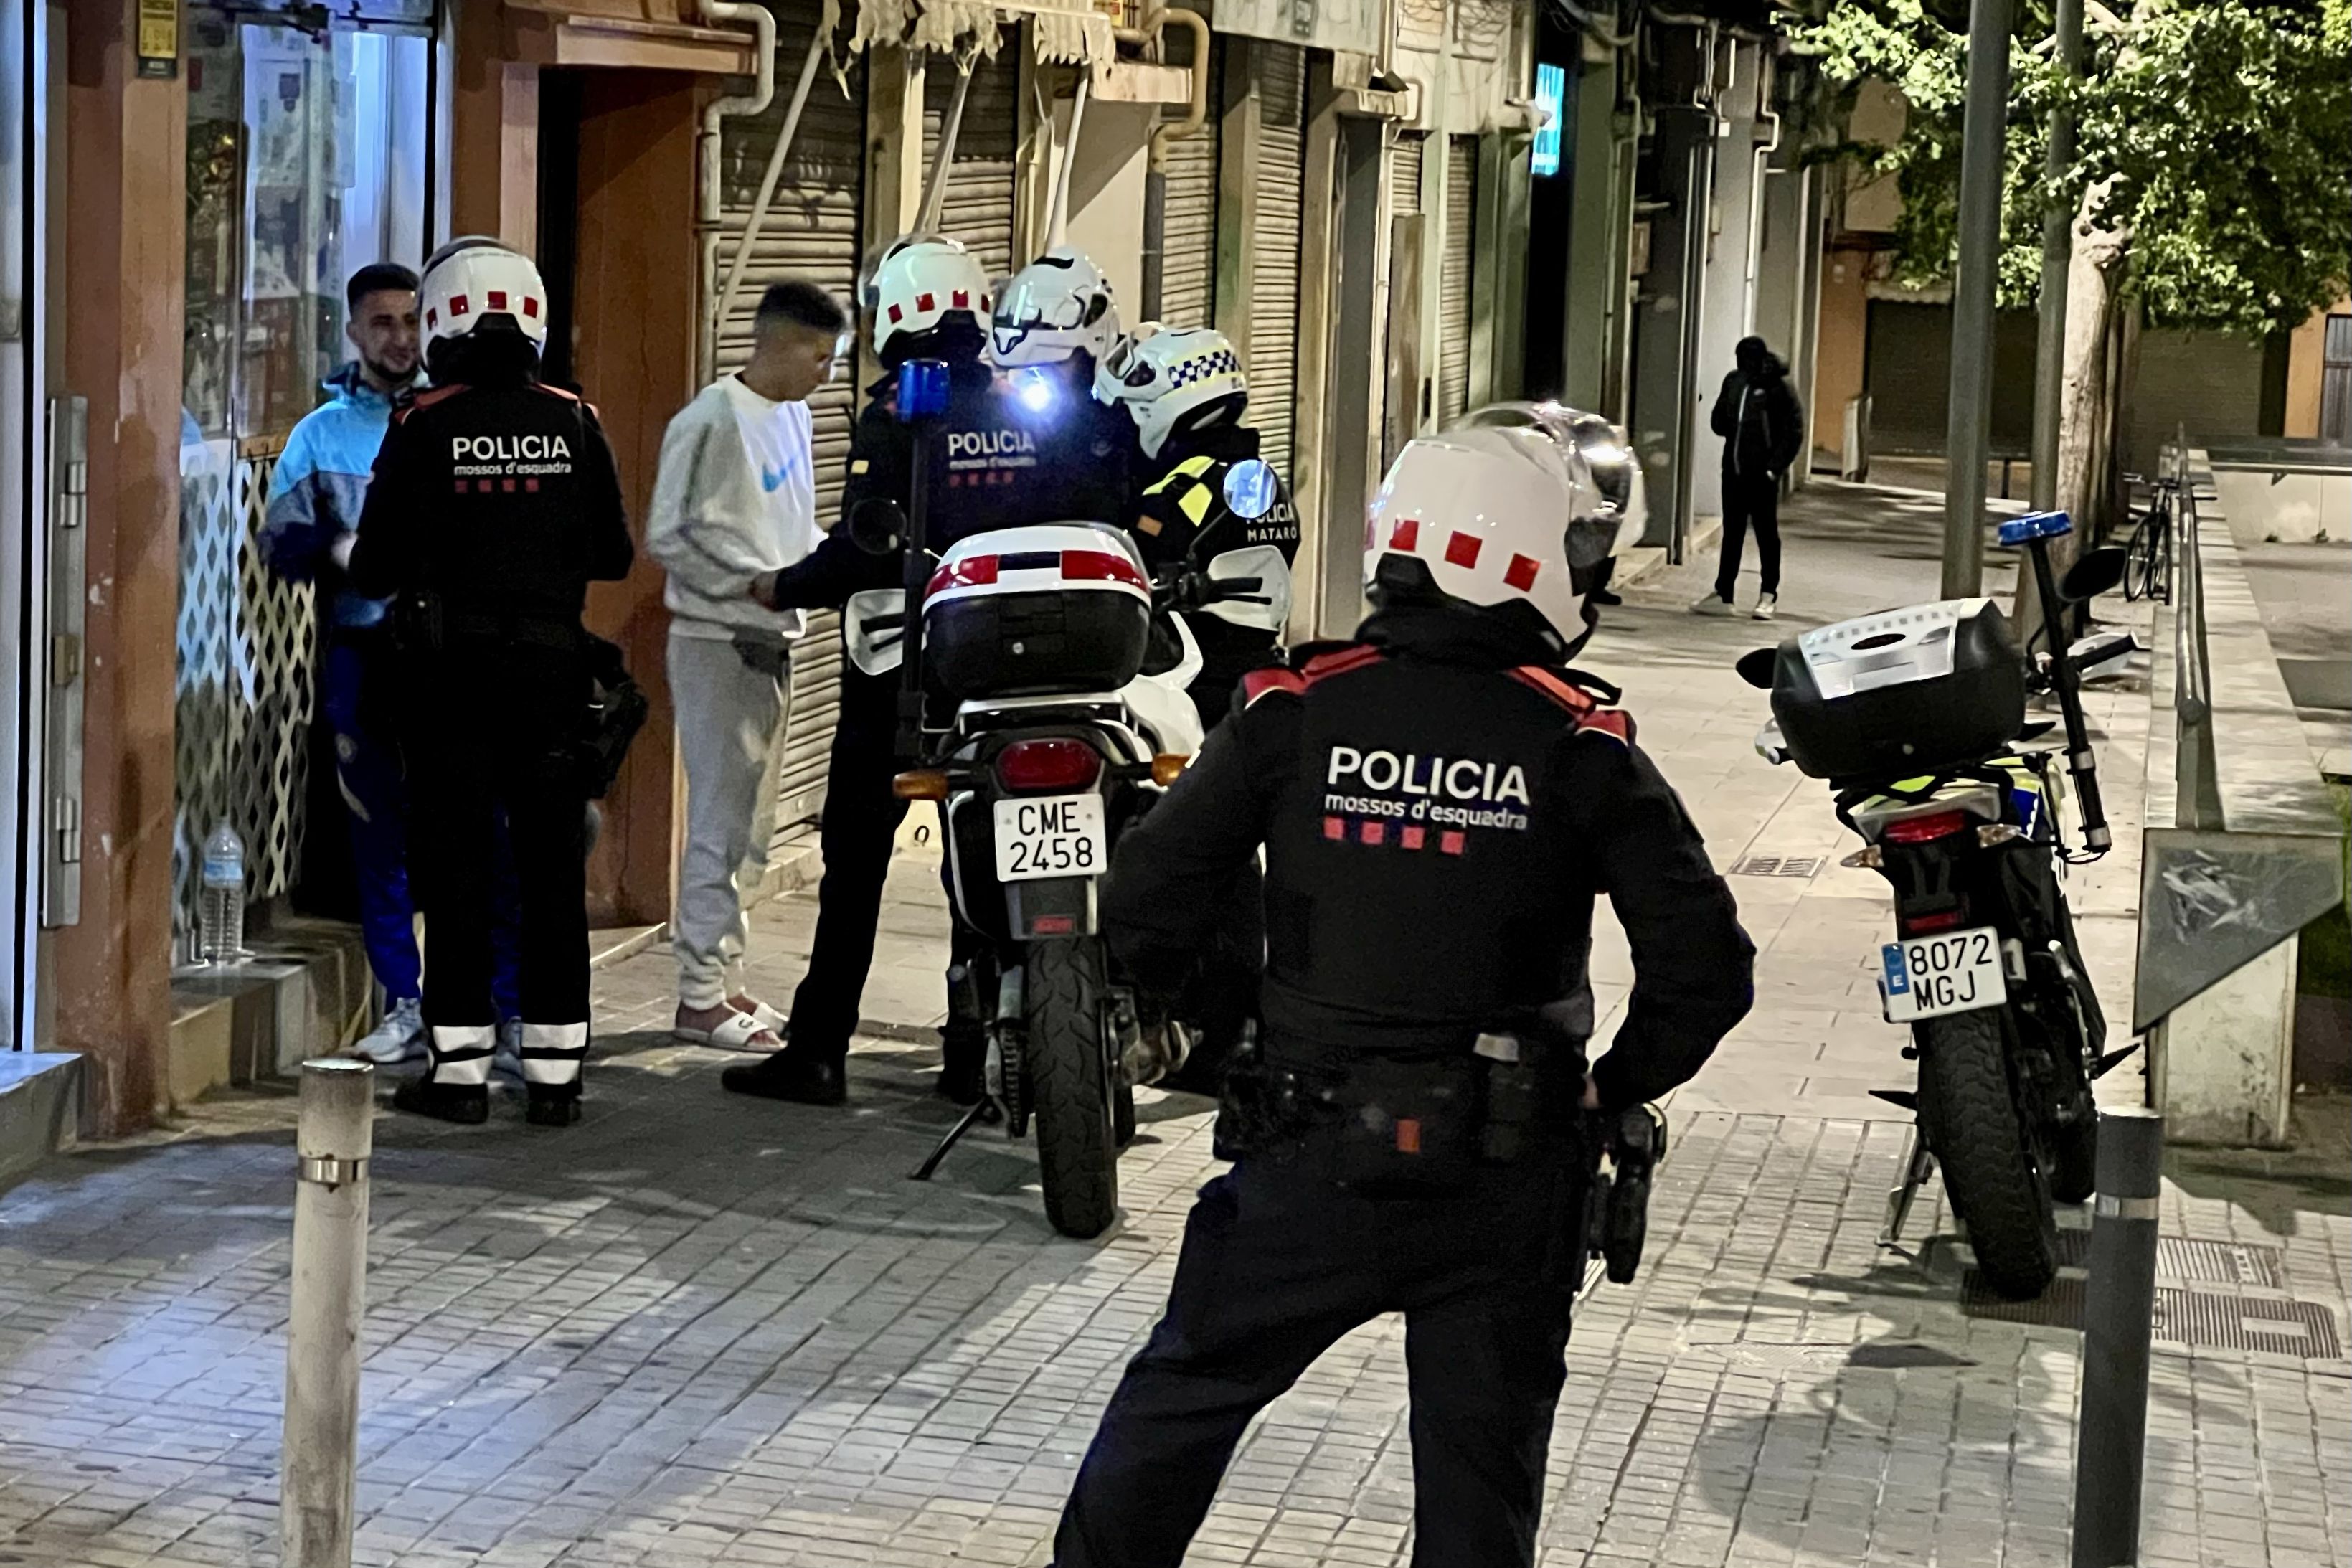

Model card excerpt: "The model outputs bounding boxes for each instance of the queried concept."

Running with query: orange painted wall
[2282,298,2348,439]
[1812,245,1872,464]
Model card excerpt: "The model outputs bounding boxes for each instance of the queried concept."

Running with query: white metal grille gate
[714,12,868,842]
[173,440,316,946]
[1247,41,1308,479]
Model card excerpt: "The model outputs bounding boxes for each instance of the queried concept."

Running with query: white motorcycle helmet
[420,236,548,356]
[865,234,992,364]
[1364,413,1643,656]
[1095,324,1249,459]
[991,246,1121,369]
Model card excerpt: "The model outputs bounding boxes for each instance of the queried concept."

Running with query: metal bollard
[283,1058,375,1568]
[2070,1105,2164,1568]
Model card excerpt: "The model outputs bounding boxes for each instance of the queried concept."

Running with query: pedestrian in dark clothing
[1693,335,1803,621]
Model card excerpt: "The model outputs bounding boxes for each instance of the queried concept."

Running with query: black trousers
[403,641,591,1089]
[1055,1147,1580,1568]
[784,663,909,1065]
[1715,468,1782,599]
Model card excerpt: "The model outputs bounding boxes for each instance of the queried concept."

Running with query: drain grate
[1730,855,1824,878]
[1960,1277,2343,1358]
[2051,1230,2284,1288]
[2153,1291,2343,1358]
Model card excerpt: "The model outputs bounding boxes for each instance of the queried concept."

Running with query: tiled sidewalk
[1,482,2344,1567]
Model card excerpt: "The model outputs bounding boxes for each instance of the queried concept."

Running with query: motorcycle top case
[922,524,1153,699]
[1767,597,2026,780]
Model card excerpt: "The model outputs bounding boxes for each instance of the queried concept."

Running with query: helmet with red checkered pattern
[866,235,992,365]
[420,237,549,356]
[1364,415,1628,656]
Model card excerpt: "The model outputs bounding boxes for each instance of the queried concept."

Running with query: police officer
[1047,415,1755,1567]
[1097,324,1300,723]
[988,245,1135,460]
[721,236,1127,1109]
[347,237,633,1127]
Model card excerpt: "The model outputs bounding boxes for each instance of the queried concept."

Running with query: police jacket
[346,377,633,638]
[1099,603,1755,1113]
[1130,422,1300,689]
[768,359,1132,611]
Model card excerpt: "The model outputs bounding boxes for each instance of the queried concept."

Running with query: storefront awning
[836,0,1118,65]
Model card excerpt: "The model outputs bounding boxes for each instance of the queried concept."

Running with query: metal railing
[2166,433,2223,831]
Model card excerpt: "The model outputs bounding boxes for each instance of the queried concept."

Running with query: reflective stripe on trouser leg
[519,1021,590,1086]
[430,1024,496,1087]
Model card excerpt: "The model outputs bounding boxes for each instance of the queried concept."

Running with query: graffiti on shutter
[1248,41,1308,480]
[715,4,866,839]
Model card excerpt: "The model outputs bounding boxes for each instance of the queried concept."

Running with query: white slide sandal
[674,1011,780,1053]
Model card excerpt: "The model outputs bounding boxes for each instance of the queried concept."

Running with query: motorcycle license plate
[993,794,1108,882]
[1881,926,2008,1021]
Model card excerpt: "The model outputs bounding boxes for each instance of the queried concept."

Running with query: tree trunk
[2014,179,2130,646]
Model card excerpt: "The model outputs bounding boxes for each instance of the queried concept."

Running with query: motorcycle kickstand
[910,1097,996,1183]
[1881,1129,1935,1252]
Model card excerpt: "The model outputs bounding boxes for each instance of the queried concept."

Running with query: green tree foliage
[1803,0,2352,333]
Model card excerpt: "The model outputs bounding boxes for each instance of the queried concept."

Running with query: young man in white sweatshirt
[646,280,849,1050]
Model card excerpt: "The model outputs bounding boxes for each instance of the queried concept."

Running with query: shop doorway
[176,1,437,952]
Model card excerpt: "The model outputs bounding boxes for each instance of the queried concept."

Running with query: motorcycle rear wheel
[1026,939,1120,1239]
[1920,1006,2059,1300]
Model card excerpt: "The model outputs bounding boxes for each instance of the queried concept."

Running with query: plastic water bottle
[199,819,248,964]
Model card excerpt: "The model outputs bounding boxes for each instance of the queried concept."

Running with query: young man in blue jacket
[261,263,520,1065]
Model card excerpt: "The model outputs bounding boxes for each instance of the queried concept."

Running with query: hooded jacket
[1709,337,1805,480]
[261,362,420,630]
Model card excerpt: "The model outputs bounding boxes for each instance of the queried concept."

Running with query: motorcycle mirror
[2061,544,2127,603]
[1734,648,1780,690]
[848,497,906,557]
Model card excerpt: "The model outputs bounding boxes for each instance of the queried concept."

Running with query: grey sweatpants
[668,628,792,1010]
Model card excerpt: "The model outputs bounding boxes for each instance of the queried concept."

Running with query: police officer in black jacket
[347,237,633,1126]
[1048,416,1755,1568]
[721,236,1128,1108]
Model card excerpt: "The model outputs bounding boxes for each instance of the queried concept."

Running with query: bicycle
[2121,472,2177,604]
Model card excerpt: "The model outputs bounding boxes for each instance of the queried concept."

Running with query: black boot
[524,1085,583,1127]
[392,1078,489,1125]
[722,1049,847,1106]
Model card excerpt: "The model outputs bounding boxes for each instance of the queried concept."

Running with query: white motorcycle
[842,509,1289,1238]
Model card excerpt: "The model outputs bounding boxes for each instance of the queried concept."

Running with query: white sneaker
[493,1019,525,1083]
[1752,592,1779,621]
[355,996,427,1065]
[1690,594,1736,617]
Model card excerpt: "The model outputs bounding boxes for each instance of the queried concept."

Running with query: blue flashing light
[897,358,951,422]
[1531,64,1565,179]
[1222,458,1278,520]
[1997,510,2073,547]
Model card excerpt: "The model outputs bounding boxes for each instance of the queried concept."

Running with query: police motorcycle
[1737,513,2134,1298]
[842,359,1289,1239]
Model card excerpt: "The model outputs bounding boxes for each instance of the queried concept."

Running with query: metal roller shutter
[714,9,866,839]
[1391,129,1424,216]
[925,42,1019,285]
[1439,134,1478,423]
[1156,25,1220,329]
[1248,41,1308,478]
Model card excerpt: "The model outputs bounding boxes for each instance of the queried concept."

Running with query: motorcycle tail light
[996,738,1102,793]
[1881,809,1973,844]
[1904,908,1966,934]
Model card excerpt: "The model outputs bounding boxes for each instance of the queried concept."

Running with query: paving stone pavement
[1,483,2346,1568]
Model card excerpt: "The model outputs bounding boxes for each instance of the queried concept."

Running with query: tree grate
[1729,856,1823,878]
[1960,1277,2343,1359]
